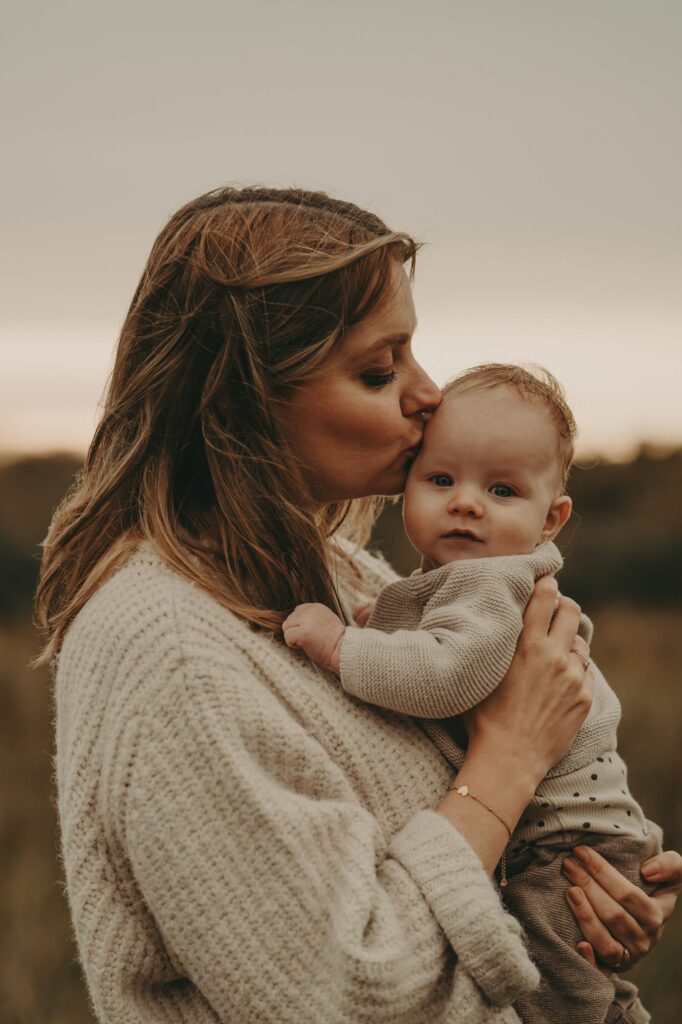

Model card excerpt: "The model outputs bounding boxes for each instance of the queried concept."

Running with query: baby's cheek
[401,491,421,545]
[496,517,538,555]
[405,499,439,558]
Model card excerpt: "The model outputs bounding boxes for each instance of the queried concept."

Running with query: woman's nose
[401,363,442,419]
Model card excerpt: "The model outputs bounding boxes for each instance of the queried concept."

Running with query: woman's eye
[362,369,398,389]
[490,483,516,498]
[429,474,453,487]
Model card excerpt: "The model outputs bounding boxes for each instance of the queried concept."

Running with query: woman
[36,187,680,1023]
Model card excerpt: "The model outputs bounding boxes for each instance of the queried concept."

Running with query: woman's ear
[541,495,573,542]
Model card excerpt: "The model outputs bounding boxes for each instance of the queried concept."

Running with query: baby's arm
[340,543,564,718]
[282,601,376,670]
[283,543,564,717]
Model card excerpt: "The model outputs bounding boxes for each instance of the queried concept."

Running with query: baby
[283,363,662,1024]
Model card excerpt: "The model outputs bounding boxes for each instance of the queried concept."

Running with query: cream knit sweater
[55,539,541,1024]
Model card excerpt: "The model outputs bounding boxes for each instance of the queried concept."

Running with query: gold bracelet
[450,783,512,888]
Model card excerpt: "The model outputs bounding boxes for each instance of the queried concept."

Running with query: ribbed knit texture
[54,539,540,1024]
[340,542,566,718]
[340,542,652,843]
[336,541,661,1023]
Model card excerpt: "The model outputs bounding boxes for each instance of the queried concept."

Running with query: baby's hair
[442,363,577,491]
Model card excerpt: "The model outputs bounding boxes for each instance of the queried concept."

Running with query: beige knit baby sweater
[339,543,569,720]
[55,539,540,1024]
[339,541,651,847]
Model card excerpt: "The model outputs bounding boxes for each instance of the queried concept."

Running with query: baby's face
[403,385,570,570]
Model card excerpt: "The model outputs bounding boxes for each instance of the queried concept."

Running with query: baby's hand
[353,600,375,627]
[282,603,346,674]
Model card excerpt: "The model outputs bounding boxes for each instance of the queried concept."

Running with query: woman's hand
[562,845,682,975]
[438,577,593,876]
[464,576,593,790]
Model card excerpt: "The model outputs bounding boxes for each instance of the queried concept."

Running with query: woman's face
[281,262,442,504]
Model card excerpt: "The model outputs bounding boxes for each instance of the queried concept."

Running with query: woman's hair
[443,363,577,489]
[34,186,418,666]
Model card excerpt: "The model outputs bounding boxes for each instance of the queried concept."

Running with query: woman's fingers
[641,849,682,893]
[641,849,682,931]
[649,889,678,928]
[563,856,646,952]
[523,577,584,653]
[564,880,633,965]
[522,576,559,637]
[569,635,590,660]
[547,594,583,648]
[576,940,611,977]
[568,636,592,679]
[562,846,682,973]
[562,847,665,965]
[576,846,666,931]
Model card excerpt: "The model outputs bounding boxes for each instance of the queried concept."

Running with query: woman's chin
[374,465,410,497]
[323,462,410,502]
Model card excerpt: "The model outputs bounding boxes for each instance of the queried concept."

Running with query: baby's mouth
[443,529,483,543]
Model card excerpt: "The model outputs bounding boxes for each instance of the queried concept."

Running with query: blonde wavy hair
[34,186,419,667]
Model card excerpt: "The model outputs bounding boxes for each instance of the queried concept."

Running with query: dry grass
[0,623,94,1023]
[1,607,680,1022]
[588,606,682,1020]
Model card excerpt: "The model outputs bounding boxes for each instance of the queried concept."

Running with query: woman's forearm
[436,743,538,876]
[434,583,591,878]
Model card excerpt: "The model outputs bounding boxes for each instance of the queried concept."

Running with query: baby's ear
[541,495,573,542]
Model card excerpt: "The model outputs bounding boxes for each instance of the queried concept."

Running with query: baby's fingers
[353,601,375,627]
[282,630,303,649]
[282,616,306,648]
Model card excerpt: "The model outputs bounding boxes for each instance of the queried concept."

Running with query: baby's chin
[422,546,492,572]
[422,539,539,570]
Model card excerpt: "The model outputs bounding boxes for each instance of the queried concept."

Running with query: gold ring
[570,646,590,671]
[611,943,632,971]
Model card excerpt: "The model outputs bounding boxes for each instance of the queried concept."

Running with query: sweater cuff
[388,809,540,1007]
[338,626,372,700]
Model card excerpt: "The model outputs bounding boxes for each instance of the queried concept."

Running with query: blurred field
[1,452,681,1022]
[0,624,93,1023]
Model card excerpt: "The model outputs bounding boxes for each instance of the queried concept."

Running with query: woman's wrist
[465,734,544,802]
[435,743,538,877]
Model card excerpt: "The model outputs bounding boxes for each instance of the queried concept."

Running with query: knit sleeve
[125,648,538,1022]
[339,542,563,718]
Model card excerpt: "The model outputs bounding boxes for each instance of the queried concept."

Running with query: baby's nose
[447,488,483,516]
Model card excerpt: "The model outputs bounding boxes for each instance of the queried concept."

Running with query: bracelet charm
[450,782,512,887]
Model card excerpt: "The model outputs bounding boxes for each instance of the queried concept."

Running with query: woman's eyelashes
[362,369,398,389]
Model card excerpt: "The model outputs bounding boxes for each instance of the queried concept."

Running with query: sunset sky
[2,1,681,460]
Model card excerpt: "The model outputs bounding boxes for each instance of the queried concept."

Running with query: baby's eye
[429,474,453,487]
[490,483,516,498]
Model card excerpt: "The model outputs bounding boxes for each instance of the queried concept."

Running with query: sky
[1,0,681,460]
